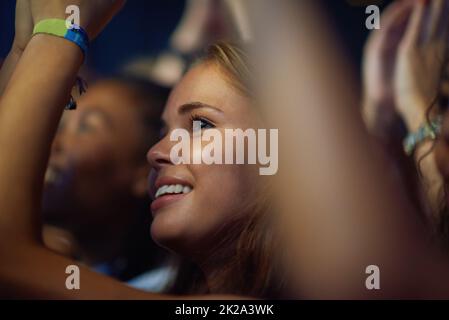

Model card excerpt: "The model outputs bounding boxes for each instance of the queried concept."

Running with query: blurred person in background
[126,0,251,88]
[252,0,449,298]
[41,76,174,292]
[362,0,449,246]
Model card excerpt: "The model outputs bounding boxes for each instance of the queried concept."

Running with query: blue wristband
[32,19,90,58]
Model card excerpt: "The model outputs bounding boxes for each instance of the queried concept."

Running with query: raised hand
[0,1,33,95]
[13,0,33,53]
[395,0,449,131]
[362,0,414,135]
[29,0,126,40]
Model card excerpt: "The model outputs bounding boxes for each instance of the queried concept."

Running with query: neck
[196,240,239,294]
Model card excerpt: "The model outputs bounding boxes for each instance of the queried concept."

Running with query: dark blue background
[0,0,185,75]
[1,1,393,76]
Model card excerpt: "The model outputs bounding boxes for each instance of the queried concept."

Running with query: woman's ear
[131,163,150,198]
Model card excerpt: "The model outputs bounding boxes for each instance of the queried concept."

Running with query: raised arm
[362,0,447,225]
[393,0,449,223]
[0,0,33,95]
[0,0,167,299]
[250,0,449,298]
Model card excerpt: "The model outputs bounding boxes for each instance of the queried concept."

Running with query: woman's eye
[191,116,215,131]
[198,119,214,129]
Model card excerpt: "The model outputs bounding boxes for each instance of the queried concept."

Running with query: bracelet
[403,116,442,156]
[65,76,88,110]
[32,19,89,110]
[32,19,89,58]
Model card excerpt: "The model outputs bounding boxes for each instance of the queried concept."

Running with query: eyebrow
[160,102,223,131]
[178,102,224,114]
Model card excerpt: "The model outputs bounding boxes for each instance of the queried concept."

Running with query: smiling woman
[146,42,284,297]
[5,0,449,301]
[42,76,171,286]
[0,0,284,298]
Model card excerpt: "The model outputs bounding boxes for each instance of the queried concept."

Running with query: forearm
[0,242,237,299]
[0,44,23,96]
[362,98,426,216]
[362,97,399,140]
[362,98,409,162]
[1,0,34,96]
[0,34,82,242]
[252,0,434,298]
[0,242,167,299]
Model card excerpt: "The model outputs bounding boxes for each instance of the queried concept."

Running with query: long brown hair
[416,55,449,247]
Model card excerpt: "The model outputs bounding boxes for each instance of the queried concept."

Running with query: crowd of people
[0,0,449,299]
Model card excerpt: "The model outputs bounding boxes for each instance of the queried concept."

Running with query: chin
[150,212,209,256]
[151,212,189,251]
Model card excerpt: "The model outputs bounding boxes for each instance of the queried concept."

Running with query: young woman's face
[147,62,263,258]
[43,81,151,228]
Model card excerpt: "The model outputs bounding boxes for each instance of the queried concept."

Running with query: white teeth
[155,184,192,199]
[182,186,192,194]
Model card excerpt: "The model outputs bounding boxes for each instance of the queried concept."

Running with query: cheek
[62,141,118,199]
[193,163,258,223]
[69,142,115,176]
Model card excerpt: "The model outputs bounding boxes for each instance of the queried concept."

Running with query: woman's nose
[146,137,174,170]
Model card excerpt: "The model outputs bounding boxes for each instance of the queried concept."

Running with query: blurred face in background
[147,62,265,260]
[43,80,152,231]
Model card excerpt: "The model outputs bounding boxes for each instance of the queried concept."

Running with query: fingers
[403,0,427,45]
[429,0,449,42]
[406,0,449,44]
[383,1,416,46]
[366,0,414,53]
[381,0,415,30]
[15,0,31,19]
[428,0,444,40]
[437,0,449,42]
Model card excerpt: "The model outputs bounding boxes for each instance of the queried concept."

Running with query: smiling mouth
[151,183,193,214]
[155,184,192,199]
